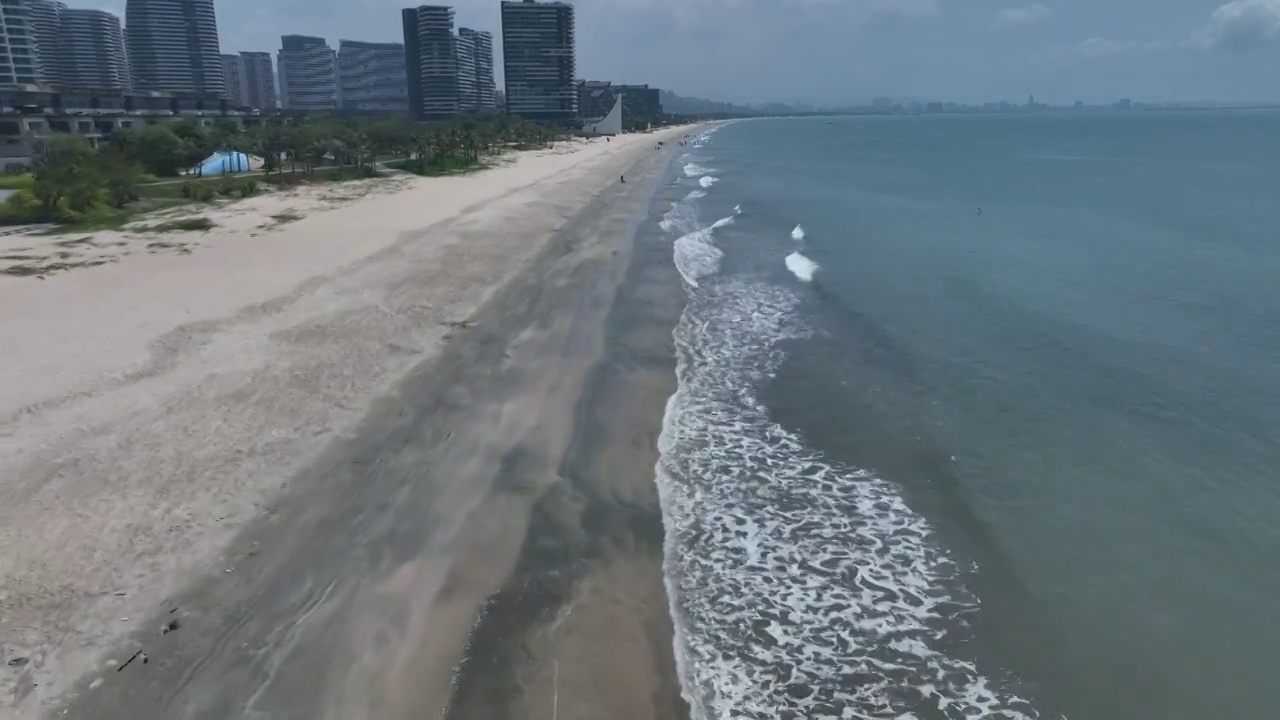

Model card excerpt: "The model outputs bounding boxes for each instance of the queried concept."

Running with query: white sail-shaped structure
[582,94,623,136]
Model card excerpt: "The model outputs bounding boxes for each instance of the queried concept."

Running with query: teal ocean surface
[653,113,1280,719]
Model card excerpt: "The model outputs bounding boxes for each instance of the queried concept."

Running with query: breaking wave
[784,251,820,282]
[655,125,1045,720]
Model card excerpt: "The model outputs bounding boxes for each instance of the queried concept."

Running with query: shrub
[238,179,259,197]
[0,190,45,225]
[134,216,215,233]
[52,205,87,225]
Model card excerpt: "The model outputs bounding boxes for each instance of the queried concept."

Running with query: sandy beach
[0,127,691,719]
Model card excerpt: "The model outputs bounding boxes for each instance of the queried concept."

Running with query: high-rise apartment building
[24,1,130,91]
[0,0,41,86]
[277,34,337,110]
[60,8,130,90]
[454,29,477,111]
[28,0,64,86]
[400,8,423,118]
[337,39,407,112]
[240,51,277,109]
[125,0,224,95]
[458,27,495,110]
[401,8,498,119]
[500,0,576,120]
[401,5,458,119]
[221,53,246,105]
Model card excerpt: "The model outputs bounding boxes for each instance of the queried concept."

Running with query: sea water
[653,113,1280,720]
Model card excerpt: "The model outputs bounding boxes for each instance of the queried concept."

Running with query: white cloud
[1074,37,1137,56]
[862,0,940,18]
[1194,0,1280,50]
[1043,36,1178,61]
[991,3,1053,29]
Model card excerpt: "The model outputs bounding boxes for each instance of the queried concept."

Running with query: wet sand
[12,132,689,720]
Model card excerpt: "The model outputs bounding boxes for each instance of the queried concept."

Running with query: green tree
[367,118,412,163]
[106,127,140,159]
[208,118,242,150]
[97,151,143,208]
[170,122,213,175]
[134,125,187,177]
[32,134,100,213]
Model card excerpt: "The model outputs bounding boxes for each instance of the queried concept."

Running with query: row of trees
[109,114,572,179]
[2,114,575,225]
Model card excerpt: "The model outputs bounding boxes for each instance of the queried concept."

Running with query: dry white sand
[0,128,689,717]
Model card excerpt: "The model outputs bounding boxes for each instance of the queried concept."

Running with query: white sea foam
[673,230,723,287]
[734,204,742,215]
[699,176,719,188]
[667,184,732,285]
[656,140,1043,720]
[790,224,805,241]
[656,278,1044,720]
[662,198,699,235]
[684,162,711,177]
[784,252,820,282]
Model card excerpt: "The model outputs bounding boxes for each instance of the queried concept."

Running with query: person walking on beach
[621,174,626,184]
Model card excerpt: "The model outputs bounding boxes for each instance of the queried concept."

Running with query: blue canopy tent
[198,151,252,176]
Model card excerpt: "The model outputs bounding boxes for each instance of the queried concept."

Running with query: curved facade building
[61,9,130,91]
[458,27,495,110]
[0,0,40,86]
[402,6,460,119]
[125,0,224,95]
[28,0,65,86]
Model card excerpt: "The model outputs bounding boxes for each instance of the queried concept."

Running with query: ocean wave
[791,224,805,241]
[784,252,820,282]
[699,176,719,189]
[667,182,734,284]
[734,205,742,215]
[657,277,1043,720]
[662,198,700,235]
[684,162,712,177]
[673,230,723,287]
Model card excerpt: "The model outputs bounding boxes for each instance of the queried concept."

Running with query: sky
[103,0,1280,106]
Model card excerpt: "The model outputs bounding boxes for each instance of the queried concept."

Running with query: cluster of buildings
[0,0,666,167]
[258,1,580,122]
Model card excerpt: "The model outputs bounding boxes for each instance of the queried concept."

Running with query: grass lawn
[43,198,188,234]
[11,168,391,232]
[384,158,493,177]
[0,174,34,191]
[131,216,216,233]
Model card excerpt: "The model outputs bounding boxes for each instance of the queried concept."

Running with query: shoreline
[445,141,688,720]
[0,126,693,718]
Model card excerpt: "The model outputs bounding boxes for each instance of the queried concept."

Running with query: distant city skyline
[9,0,1277,110]
[89,0,1275,107]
